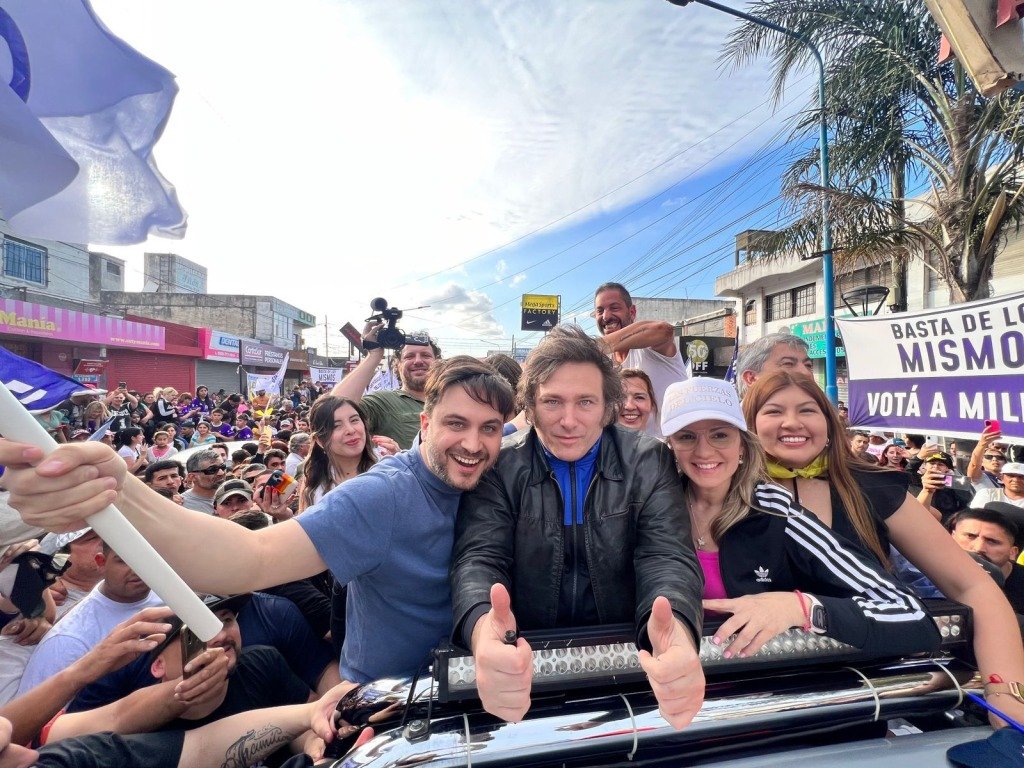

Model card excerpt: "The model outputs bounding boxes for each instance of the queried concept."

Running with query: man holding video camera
[331,314,442,450]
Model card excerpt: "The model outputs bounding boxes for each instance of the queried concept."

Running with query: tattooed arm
[178,681,361,768]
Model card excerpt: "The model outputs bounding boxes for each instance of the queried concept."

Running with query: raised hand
[639,595,705,730]
[471,583,533,722]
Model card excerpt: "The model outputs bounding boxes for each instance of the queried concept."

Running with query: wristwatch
[804,594,828,634]
[985,680,1024,704]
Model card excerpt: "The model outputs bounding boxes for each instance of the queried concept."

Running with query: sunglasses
[983,454,1006,461]
[197,464,227,475]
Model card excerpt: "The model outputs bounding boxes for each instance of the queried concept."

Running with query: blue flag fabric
[0,0,186,245]
[88,416,116,441]
[0,346,99,413]
[723,338,739,386]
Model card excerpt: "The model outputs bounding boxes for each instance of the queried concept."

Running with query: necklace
[686,490,717,551]
[693,520,712,550]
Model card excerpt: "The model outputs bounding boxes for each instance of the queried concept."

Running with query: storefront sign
[838,291,1024,439]
[239,339,288,367]
[521,294,559,332]
[0,299,165,350]
[789,315,847,359]
[198,328,240,362]
[72,359,107,385]
[681,336,735,377]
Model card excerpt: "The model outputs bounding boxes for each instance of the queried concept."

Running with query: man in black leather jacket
[451,325,704,729]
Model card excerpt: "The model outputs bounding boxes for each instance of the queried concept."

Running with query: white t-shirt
[971,487,1024,508]
[0,584,92,705]
[972,472,1000,491]
[16,584,164,696]
[117,445,141,463]
[285,452,303,478]
[624,346,689,439]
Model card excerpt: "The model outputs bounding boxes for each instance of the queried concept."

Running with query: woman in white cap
[742,371,1024,727]
[660,376,939,659]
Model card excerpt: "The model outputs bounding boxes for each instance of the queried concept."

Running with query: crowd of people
[0,281,1020,765]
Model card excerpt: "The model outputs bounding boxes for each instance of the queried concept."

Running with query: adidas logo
[754,566,771,583]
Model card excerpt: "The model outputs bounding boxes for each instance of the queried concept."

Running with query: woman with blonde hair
[151,387,179,425]
[743,371,1024,726]
[82,400,109,433]
[661,377,938,659]
[617,368,657,433]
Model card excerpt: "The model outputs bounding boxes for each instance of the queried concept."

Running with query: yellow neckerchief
[766,454,829,480]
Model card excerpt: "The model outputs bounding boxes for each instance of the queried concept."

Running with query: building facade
[715,227,1024,401]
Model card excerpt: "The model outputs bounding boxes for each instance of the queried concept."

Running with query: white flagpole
[0,382,222,640]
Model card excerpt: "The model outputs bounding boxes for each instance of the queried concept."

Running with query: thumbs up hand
[470,583,534,722]
[638,595,705,730]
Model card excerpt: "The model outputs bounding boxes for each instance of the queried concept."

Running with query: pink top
[697,549,728,600]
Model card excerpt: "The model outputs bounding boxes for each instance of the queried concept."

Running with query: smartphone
[119,381,127,389]
[942,474,954,487]
[984,419,1001,434]
[179,626,206,678]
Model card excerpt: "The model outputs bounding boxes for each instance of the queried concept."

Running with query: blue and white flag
[0,0,186,245]
[245,354,290,398]
[0,346,99,413]
[87,416,115,441]
[723,339,740,386]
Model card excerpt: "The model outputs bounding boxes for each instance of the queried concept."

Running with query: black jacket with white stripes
[715,482,941,656]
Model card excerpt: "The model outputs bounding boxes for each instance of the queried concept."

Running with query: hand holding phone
[180,626,206,678]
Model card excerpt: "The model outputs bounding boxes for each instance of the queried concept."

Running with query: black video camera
[366,297,406,351]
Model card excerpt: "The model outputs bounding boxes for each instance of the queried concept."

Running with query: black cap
[923,450,955,469]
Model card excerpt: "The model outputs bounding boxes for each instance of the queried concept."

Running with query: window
[2,239,46,285]
[744,299,756,326]
[273,315,291,346]
[105,262,121,275]
[764,290,792,322]
[764,284,815,322]
[793,284,816,316]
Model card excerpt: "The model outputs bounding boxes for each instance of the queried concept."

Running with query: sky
[87,0,815,358]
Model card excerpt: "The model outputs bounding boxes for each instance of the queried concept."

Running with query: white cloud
[417,282,506,338]
[88,0,796,352]
[509,272,527,287]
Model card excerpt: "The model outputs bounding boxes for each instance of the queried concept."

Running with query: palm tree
[722,0,1024,305]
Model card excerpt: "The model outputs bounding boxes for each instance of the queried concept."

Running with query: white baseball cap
[661,378,746,437]
[1000,462,1024,477]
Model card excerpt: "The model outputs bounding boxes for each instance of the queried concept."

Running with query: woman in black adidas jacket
[659,377,940,660]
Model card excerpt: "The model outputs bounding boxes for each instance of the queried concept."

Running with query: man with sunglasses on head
[331,320,442,450]
[180,450,227,515]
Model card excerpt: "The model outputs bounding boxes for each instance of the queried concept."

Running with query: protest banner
[837,291,1024,440]
[308,366,344,386]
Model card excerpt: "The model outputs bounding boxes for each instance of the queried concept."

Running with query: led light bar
[434,600,970,703]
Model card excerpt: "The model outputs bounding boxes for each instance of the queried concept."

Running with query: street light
[666,0,839,403]
[841,284,890,317]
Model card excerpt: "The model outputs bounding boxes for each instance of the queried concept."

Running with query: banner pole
[0,382,222,640]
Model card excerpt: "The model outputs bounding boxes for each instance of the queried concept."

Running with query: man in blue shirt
[1,357,516,685]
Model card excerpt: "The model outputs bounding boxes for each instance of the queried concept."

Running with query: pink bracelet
[794,590,811,631]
